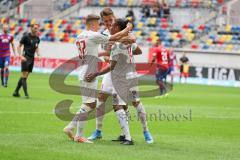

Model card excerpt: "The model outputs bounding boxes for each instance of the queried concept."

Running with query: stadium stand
[84,0,229,8]
[54,0,81,12]
[0,0,27,14]
[1,0,239,52]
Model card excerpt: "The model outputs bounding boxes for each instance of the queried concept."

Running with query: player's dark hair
[115,19,129,31]
[30,24,39,28]
[100,7,114,18]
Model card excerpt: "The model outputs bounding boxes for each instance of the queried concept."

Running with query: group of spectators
[125,1,171,23]
[0,0,26,14]
[141,1,170,19]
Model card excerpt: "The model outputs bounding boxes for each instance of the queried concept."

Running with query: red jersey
[153,46,170,69]
[0,33,13,58]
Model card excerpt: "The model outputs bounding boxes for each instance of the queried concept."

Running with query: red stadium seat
[191,43,198,49]
[183,24,189,29]
[62,19,68,25]
[198,25,205,31]
[161,23,168,29]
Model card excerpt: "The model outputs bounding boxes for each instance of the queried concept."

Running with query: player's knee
[123,105,128,111]
[113,105,123,112]
[98,92,108,102]
[4,66,9,70]
[132,101,140,107]
[85,102,96,110]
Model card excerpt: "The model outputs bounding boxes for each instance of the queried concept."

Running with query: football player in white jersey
[88,7,133,141]
[63,14,133,143]
[86,18,153,144]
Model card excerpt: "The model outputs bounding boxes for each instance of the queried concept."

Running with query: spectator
[179,53,190,83]
[141,5,150,18]
[162,0,170,19]
[152,3,162,18]
[126,8,135,22]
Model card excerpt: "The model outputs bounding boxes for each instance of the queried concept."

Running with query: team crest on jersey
[2,39,9,43]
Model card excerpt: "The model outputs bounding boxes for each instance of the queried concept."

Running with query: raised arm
[109,23,133,41]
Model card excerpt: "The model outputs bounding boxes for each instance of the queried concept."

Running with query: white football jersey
[110,42,138,79]
[76,30,110,80]
[99,29,110,53]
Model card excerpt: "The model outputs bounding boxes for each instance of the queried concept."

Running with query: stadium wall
[10,42,240,87]
[36,42,240,69]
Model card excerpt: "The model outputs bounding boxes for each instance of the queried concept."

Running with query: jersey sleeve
[90,32,110,44]
[20,35,27,45]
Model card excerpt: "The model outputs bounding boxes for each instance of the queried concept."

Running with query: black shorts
[180,65,184,73]
[21,57,34,72]
[156,67,169,81]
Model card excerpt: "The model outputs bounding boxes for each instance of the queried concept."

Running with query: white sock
[96,101,105,131]
[136,102,148,132]
[75,104,93,137]
[65,120,77,129]
[116,109,131,141]
[119,110,130,136]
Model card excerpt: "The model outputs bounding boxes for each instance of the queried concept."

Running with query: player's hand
[21,56,26,62]
[126,22,133,31]
[85,73,97,82]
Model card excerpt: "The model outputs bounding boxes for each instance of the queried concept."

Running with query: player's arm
[150,53,157,65]
[17,43,26,62]
[109,23,133,42]
[10,39,16,56]
[35,47,40,57]
[85,60,117,82]
[118,34,136,44]
[85,51,119,82]
[98,51,110,57]
[36,39,41,57]
[97,60,117,76]
[18,35,27,61]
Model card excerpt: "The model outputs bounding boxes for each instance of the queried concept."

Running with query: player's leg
[3,57,10,87]
[111,91,133,145]
[1,68,3,86]
[169,67,174,86]
[88,92,109,140]
[113,102,133,145]
[156,68,166,96]
[21,59,34,98]
[21,71,30,98]
[88,74,113,140]
[0,58,4,86]
[179,65,183,83]
[13,59,29,97]
[64,80,97,143]
[130,88,154,144]
[75,102,95,143]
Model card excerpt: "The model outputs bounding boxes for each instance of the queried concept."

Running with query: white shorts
[112,86,140,106]
[80,79,98,104]
[101,72,114,94]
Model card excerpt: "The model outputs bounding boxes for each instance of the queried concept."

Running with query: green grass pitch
[0,72,240,160]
